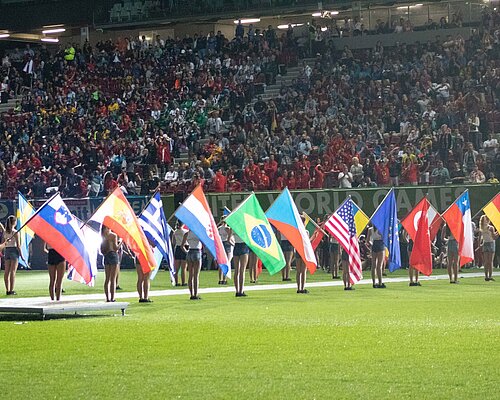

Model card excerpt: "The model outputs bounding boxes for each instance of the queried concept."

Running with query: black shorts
[104,251,119,266]
[233,242,249,256]
[174,246,187,260]
[330,242,340,254]
[341,250,349,261]
[4,247,19,261]
[47,249,65,265]
[372,240,385,253]
[281,240,293,252]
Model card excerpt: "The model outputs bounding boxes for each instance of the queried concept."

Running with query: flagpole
[302,211,328,236]
[80,186,120,230]
[369,187,394,221]
[166,183,202,224]
[471,191,497,220]
[441,189,468,218]
[138,188,161,217]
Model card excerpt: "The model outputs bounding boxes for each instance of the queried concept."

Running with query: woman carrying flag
[173,222,188,287]
[181,230,203,300]
[341,248,353,291]
[329,237,340,279]
[101,226,122,302]
[3,215,25,295]
[479,215,498,281]
[218,218,232,285]
[367,225,386,288]
[44,242,66,301]
[442,225,459,284]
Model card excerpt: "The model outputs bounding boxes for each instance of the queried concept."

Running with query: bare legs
[174,259,187,286]
[371,251,385,288]
[233,254,248,296]
[188,259,201,299]
[4,259,19,295]
[281,251,293,281]
[484,250,494,281]
[447,253,459,283]
[248,252,258,283]
[104,264,118,302]
[48,261,65,300]
[296,258,307,293]
[136,264,151,301]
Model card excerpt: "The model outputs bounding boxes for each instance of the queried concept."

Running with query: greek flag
[139,192,175,284]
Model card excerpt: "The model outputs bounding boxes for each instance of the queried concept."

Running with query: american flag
[324,198,363,284]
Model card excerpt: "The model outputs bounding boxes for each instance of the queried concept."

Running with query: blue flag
[371,189,401,272]
[138,192,175,284]
[223,207,231,217]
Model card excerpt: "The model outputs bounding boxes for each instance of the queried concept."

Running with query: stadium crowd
[0,7,499,199]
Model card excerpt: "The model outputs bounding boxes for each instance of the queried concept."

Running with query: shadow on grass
[0,313,125,322]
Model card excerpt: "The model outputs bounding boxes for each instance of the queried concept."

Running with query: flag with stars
[324,198,362,284]
[370,189,401,272]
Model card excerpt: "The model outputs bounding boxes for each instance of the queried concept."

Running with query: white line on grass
[0,272,497,305]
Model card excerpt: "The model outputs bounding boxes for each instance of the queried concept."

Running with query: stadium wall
[163,184,500,220]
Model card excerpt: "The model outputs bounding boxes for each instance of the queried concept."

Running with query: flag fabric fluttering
[87,187,156,273]
[225,193,285,275]
[324,198,362,284]
[409,197,433,276]
[401,197,442,241]
[26,194,96,286]
[303,212,324,250]
[483,193,500,234]
[16,192,35,268]
[139,191,175,284]
[442,190,474,267]
[175,185,230,278]
[351,201,370,237]
[266,188,318,274]
[370,189,401,272]
[68,217,99,285]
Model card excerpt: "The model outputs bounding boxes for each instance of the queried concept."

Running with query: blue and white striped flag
[139,192,175,284]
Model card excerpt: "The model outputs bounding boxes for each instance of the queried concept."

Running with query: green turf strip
[0,270,499,399]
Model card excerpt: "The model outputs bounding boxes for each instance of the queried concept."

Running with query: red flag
[401,197,442,241]
[409,198,433,276]
[256,259,263,278]
[311,227,324,250]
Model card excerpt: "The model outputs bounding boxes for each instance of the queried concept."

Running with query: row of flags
[12,185,499,289]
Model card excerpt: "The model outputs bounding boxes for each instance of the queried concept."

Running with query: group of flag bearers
[2,185,499,301]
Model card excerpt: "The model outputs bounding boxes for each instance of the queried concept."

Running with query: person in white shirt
[164,165,179,188]
[181,229,203,300]
[173,223,188,287]
[338,165,353,188]
[468,112,481,149]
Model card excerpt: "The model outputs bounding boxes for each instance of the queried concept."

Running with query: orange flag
[90,187,156,273]
[409,198,433,276]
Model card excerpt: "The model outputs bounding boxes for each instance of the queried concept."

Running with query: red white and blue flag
[175,185,230,278]
[266,188,317,273]
[26,194,97,286]
[442,190,474,267]
[324,198,363,284]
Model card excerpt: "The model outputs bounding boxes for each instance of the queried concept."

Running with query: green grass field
[1,269,499,399]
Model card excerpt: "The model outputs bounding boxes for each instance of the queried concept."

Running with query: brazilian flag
[225,194,285,275]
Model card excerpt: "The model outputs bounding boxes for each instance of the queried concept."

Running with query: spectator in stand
[338,164,353,188]
[431,161,450,185]
[469,164,486,183]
